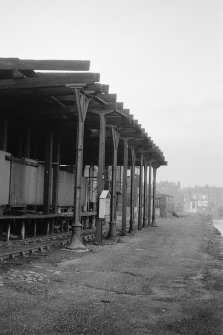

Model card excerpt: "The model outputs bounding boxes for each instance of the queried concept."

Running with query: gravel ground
[0,214,223,335]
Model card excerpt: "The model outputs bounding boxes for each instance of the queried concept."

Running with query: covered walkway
[0,58,167,249]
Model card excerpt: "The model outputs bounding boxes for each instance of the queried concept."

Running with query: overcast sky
[1,0,222,187]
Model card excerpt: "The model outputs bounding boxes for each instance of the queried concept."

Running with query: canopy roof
[0,58,167,167]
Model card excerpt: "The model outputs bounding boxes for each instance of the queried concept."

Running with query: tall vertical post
[107,127,120,239]
[67,89,90,250]
[0,118,8,151]
[121,138,129,236]
[138,152,143,230]
[95,112,106,244]
[148,161,152,225]
[143,159,148,227]
[43,131,53,214]
[52,137,60,214]
[129,147,136,233]
[89,165,94,207]
[152,165,157,226]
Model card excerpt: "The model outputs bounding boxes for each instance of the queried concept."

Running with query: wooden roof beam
[37,72,100,83]
[93,96,107,105]
[122,109,130,116]
[0,58,90,71]
[89,94,117,106]
[116,102,123,111]
[86,83,109,94]
[0,73,99,90]
[96,94,117,102]
[88,102,117,111]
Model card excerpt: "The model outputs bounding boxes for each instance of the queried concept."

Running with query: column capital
[69,87,92,121]
[91,109,113,116]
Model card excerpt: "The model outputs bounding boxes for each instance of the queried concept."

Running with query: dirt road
[1,214,223,334]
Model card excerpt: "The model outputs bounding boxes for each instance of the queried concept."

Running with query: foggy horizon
[157,179,223,190]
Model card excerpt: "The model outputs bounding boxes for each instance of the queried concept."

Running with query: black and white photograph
[0,0,222,334]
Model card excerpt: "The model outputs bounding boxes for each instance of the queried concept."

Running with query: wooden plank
[116,102,123,110]
[0,212,96,220]
[0,73,99,89]
[93,96,107,105]
[88,103,117,111]
[105,119,132,128]
[81,211,97,217]
[38,72,100,82]
[0,58,90,71]
[122,109,130,116]
[87,83,109,94]
[106,110,128,118]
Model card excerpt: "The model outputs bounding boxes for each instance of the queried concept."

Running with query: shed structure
[0,58,167,249]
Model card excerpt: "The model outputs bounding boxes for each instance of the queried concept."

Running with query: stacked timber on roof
[0,57,166,166]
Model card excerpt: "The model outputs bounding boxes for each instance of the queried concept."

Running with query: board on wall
[9,160,45,206]
[58,170,75,206]
[0,150,11,205]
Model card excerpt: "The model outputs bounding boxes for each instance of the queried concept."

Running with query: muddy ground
[0,214,223,335]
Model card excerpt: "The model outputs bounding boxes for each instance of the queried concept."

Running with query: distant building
[183,185,223,216]
[156,193,174,217]
[156,181,184,212]
[156,182,223,217]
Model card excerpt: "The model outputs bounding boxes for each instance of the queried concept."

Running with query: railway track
[0,230,96,262]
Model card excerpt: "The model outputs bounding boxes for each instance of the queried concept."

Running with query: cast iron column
[121,138,129,236]
[67,89,90,250]
[129,147,136,233]
[43,131,53,214]
[148,161,152,225]
[152,165,157,226]
[107,127,120,239]
[138,152,143,230]
[95,111,108,244]
[52,137,60,214]
[143,159,148,227]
